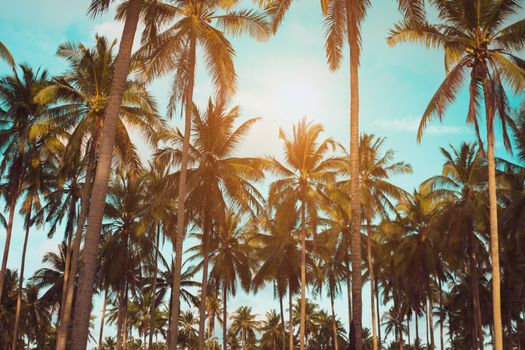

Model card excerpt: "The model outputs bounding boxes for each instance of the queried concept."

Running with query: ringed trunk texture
[0,194,17,302]
[97,287,109,350]
[11,205,31,350]
[299,202,307,350]
[169,33,196,350]
[69,1,143,348]
[346,0,362,346]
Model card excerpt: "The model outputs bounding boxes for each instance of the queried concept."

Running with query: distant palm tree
[259,310,285,349]
[388,3,525,348]
[230,306,259,350]
[157,99,265,348]
[0,41,15,67]
[266,118,336,350]
[135,4,270,347]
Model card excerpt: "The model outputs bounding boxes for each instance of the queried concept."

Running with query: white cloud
[91,20,145,52]
[373,116,464,135]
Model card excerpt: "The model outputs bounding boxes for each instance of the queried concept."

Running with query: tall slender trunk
[345,252,352,338]
[58,203,75,324]
[169,32,197,350]
[56,141,97,350]
[346,0,362,348]
[415,310,419,347]
[97,287,109,350]
[11,204,32,350]
[367,222,378,350]
[116,282,127,350]
[198,219,212,350]
[483,72,503,350]
[289,284,294,350]
[0,194,17,302]
[407,313,411,348]
[148,227,161,350]
[426,303,430,349]
[299,202,307,350]
[279,292,286,350]
[69,1,143,348]
[429,295,435,349]
[375,278,381,347]
[223,284,228,350]
[469,234,483,349]
[399,312,403,350]
[438,278,444,350]
[330,284,339,350]
[123,296,129,350]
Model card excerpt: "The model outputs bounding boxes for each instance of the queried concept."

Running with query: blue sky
[1,0,522,347]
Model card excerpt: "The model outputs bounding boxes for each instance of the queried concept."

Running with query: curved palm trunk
[11,204,31,350]
[330,284,339,350]
[483,73,503,350]
[299,202,307,350]
[148,227,161,350]
[169,33,197,350]
[367,224,378,350]
[289,283,294,350]
[198,220,212,350]
[56,142,97,350]
[0,194,17,302]
[346,0,362,347]
[223,284,228,350]
[97,287,109,350]
[69,1,142,348]
[279,293,286,350]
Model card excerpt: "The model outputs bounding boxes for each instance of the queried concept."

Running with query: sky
[0,0,523,347]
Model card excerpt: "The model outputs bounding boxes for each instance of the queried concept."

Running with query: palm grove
[0,0,525,349]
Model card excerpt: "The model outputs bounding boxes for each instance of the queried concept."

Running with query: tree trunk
[330,285,339,350]
[407,313,411,348]
[169,32,197,350]
[223,284,228,350]
[56,140,97,350]
[116,283,127,350]
[97,287,109,350]
[426,304,430,349]
[346,0,362,348]
[148,227,161,350]
[198,219,212,350]
[429,296,435,349]
[299,202,307,350]
[0,194,17,302]
[345,252,352,338]
[289,284,294,350]
[69,1,142,348]
[469,234,483,349]
[483,73,503,350]
[123,297,129,350]
[367,223,378,350]
[375,278,381,347]
[11,204,31,350]
[279,293,286,350]
[438,279,444,350]
[58,203,75,325]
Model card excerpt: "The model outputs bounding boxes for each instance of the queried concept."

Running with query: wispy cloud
[373,116,465,135]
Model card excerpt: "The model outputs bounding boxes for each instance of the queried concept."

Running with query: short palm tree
[259,310,285,350]
[388,3,525,347]
[266,118,336,350]
[135,4,270,347]
[230,306,259,350]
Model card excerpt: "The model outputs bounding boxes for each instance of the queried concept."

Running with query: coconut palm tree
[230,306,259,350]
[0,64,52,303]
[266,118,337,350]
[387,3,525,348]
[259,310,286,349]
[156,99,265,349]
[43,35,160,350]
[69,0,145,346]
[135,4,270,347]
[0,41,15,68]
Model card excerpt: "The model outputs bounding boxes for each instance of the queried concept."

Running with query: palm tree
[266,118,336,350]
[230,306,259,350]
[388,3,525,348]
[135,4,270,347]
[43,35,160,350]
[69,0,145,347]
[0,64,52,303]
[0,41,15,67]
[157,99,265,349]
[259,310,285,349]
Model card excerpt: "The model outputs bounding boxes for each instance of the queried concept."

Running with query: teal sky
[1,0,523,346]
